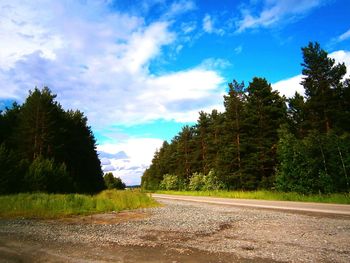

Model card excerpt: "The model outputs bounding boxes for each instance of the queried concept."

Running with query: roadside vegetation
[0,189,158,219]
[153,190,350,204]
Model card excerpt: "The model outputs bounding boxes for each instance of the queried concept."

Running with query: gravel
[1,199,350,262]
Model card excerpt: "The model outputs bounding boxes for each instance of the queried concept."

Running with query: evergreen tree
[194,111,211,174]
[277,42,350,193]
[60,110,105,193]
[0,87,104,194]
[287,92,307,138]
[220,80,245,189]
[242,78,286,189]
[175,125,195,185]
[301,42,347,133]
[104,172,126,190]
[16,88,61,161]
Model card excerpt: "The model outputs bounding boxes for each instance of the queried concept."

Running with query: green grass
[0,189,158,219]
[153,190,350,204]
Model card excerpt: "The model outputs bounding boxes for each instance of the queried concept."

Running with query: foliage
[0,190,158,219]
[24,156,72,193]
[203,169,224,190]
[188,172,205,191]
[104,172,126,190]
[276,128,350,193]
[159,174,181,190]
[142,42,349,194]
[0,87,104,194]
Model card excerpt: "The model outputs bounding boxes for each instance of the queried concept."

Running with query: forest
[141,42,350,194]
[0,88,106,194]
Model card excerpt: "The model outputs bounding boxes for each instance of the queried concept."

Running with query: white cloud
[329,50,350,74]
[165,0,196,17]
[202,14,225,35]
[272,74,304,98]
[234,45,243,54]
[121,22,175,74]
[181,21,197,34]
[203,14,213,33]
[272,49,350,98]
[0,0,225,128]
[236,0,324,33]
[338,29,350,42]
[98,138,164,185]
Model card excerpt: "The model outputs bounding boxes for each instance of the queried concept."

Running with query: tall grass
[0,190,158,219]
[154,190,350,204]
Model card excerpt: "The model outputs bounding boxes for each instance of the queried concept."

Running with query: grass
[153,190,350,204]
[0,189,158,219]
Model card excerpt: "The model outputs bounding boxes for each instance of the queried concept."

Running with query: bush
[189,172,205,190]
[159,174,179,190]
[203,169,224,190]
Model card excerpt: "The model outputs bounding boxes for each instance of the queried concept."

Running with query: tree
[242,77,286,189]
[0,144,27,194]
[219,80,245,189]
[194,112,211,175]
[59,110,105,193]
[104,173,126,190]
[277,42,350,193]
[24,156,72,193]
[301,42,347,134]
[16,87,61,161]
[0,88,105,194]
[287,92,307,138]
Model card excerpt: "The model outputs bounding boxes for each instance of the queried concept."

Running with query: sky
[1,0,350,185]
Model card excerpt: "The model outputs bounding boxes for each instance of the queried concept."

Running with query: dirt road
[1,197,349,262]
[152,194,350,216]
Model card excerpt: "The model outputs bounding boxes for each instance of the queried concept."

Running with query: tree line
[0,88,124,194]
[141,42,350,194]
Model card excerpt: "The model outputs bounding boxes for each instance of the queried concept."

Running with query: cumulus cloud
[0,0,224,128]
[236,0,324,33]
[272,74,304,98]
[272,50,350,98]
[98,138,164,185]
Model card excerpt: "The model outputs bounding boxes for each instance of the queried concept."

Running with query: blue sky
[1,0,350,185]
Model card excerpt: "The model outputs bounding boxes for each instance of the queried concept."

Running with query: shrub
[159,174,179,190]
[203,169,224,190]
[188,172,205,190]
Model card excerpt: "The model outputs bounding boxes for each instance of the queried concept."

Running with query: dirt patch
[0,237,274,263]
[48,210,150,225]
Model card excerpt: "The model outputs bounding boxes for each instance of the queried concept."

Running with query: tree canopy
[142,42,350,193]
[0,88,105,194]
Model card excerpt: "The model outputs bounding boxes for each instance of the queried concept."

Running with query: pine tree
[301,42,347,133]
[242,77,286,189]
[16,87,61,161]
[220,80,245,189]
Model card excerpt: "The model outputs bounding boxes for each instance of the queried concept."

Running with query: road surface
[152,193,350,216]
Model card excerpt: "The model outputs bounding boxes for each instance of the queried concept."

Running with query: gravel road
[1,198,349,262]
